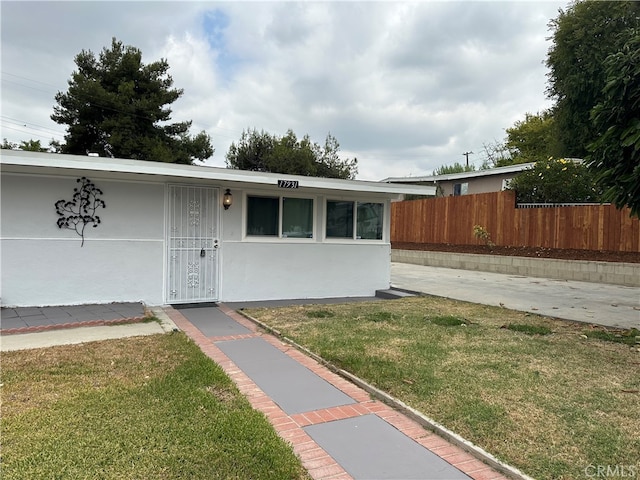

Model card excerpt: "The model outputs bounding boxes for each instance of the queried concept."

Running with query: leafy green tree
[588,29,640,217]
[507,158,602,203]
[546,1,640,158]
[504,111,559,164]
[19,139,47,152]
[432,162,476,175]
[1,138,50,152]
[481,111,559,168]
[226,129,358,179]
[51,38,213,164]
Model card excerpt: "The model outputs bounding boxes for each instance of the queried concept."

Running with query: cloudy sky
[2,1,567,180]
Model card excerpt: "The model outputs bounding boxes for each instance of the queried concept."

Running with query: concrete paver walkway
[0,302,146,334]
[167,305,513,480]
[391,262,640,329]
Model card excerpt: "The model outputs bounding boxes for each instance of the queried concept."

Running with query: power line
[1,116,65,137]
[0,124,62,141]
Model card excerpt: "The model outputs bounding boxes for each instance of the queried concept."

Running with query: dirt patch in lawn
[392,242,640,263]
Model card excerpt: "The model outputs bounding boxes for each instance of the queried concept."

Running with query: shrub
[507,157,603,203]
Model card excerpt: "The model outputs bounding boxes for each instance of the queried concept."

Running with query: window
[247,196,278,236]
[357,202,383,240]
[246,195,314,238]
[326,200,383,240]
[453,182,469,196]
[282,197,313,238]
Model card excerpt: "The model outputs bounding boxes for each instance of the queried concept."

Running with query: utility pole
[462,151,473,167]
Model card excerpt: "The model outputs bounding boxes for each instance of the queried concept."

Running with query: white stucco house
[1,150,435,307]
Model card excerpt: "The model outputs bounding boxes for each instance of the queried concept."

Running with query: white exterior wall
[1,174,165,306]
[220,242,391,302]
[1,171,394,307]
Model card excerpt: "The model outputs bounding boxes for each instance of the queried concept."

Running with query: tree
[432,162,476,175]
[1,138,17,150]
[19,139,47,152]
[504,111,559,164]
[1,138,51,152]
[226,128,358,179]
[588,29,640,217]
[51,38,213,164]
[546,1,640,158]
[480,140,515,168]
[507,157,602,203]
[480,111,560,168]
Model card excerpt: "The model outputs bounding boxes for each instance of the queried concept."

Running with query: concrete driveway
[391,262,640,330]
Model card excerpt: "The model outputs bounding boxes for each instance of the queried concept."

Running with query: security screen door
[167,186,219,303]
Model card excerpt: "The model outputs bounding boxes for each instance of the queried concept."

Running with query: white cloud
[1,1,567,180]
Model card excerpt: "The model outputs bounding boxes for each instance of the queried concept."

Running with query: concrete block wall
[391,249,640,287]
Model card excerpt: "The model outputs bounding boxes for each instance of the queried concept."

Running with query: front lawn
[1,333,309,480]
[246,297,640,480]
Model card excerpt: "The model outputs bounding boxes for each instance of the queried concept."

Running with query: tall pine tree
[52,38,213,164]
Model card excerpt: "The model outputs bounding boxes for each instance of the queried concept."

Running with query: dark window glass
[326,200,354,238]
[282,198,313,238]
[357,202,383,239]
[247,196,278,236]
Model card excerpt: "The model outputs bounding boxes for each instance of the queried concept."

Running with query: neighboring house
[382,162,535,197]
[0,150,435,307]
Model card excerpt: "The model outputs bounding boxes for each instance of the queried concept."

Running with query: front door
[167,185,219,303]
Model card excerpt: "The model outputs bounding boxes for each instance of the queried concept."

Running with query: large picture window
[246,195,314,238]
[326,200,383,240]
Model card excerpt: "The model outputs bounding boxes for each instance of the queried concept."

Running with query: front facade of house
[1,150,434,307]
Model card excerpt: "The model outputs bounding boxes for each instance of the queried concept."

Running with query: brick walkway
[164,304,511,480]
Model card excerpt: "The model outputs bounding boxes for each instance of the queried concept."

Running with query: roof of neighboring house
[381,162,536,184]
[1,150,436,197]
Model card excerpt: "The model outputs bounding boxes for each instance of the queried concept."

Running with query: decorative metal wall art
[55,177,106,247]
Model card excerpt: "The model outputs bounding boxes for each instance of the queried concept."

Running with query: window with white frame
[246,195,314,238]
[326,200,384,240]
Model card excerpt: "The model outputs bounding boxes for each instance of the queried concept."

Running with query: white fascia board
[0,150,436,197]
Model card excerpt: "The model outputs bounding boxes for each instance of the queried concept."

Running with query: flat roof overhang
[1,150,436,198]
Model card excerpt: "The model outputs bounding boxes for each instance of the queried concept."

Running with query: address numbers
[277,180,299,189]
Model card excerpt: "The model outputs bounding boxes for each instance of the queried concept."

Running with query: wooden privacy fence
[391,190,640,252]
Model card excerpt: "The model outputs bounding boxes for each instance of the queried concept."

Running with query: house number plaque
[277,180,299,189]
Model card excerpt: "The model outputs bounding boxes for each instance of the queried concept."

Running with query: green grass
[431,315,469,326]
[305,309,335,318]
[506,323,552,335]
[583,327,640,345]
[0,333,309,480]
[246,297,640,480]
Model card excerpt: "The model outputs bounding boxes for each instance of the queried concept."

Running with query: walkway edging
[237,309,534,480]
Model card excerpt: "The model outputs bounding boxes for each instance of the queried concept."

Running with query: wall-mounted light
[223,189,233,210]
